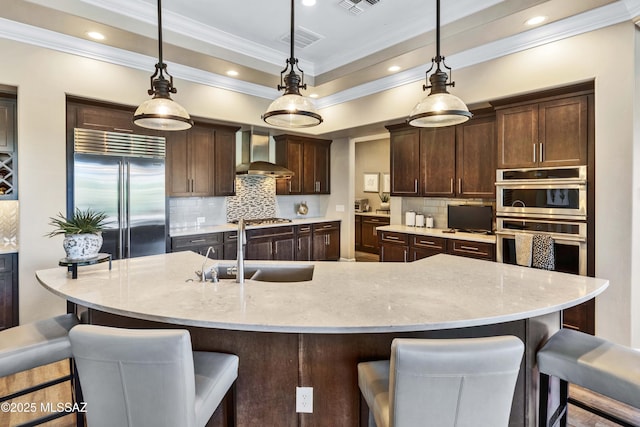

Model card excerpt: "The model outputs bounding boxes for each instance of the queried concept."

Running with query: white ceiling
[2,0,640,111]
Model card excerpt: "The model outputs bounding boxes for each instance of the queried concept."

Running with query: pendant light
[262,0,323,128]
[133,0,193,131]
[408,0,472,128]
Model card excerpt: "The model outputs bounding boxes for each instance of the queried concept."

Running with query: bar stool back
[358,336,524,427]
[69,324,239,427]
[0,313,80,426]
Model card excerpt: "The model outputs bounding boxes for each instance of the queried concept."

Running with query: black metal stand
[59,253,112,279]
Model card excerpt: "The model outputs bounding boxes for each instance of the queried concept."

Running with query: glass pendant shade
[408,92,472,128]
[263,94,322,128]
[133,96,192,131]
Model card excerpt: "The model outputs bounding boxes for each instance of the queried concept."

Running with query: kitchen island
[36,252,608,427]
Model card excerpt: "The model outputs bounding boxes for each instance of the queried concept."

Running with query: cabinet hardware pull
[327,234,331,245]
[458,179,462,194]
[288,181,291,193]
[189,239,206,243]
[403,249,407,263]
[113,128,133,133]
[385,235,399,240]
[414,179,418,193]
[298,238,301,251]
[460,245,479,251]
[450,178,453,194]
[533,144,536,163]
[540,143,544,162]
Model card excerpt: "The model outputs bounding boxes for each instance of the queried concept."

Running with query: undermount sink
[215,264,315,282]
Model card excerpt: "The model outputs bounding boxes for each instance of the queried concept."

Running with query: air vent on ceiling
[280,26,324,49]
[338,0,380,15]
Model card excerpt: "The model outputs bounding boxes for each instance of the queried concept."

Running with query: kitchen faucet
[236,218,246,284]
[198,246,218,283]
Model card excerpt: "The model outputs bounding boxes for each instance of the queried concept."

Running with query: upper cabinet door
[274,135,332,195]
[421,127,456,197]
[213,128,237,196]
[456,116,496,198]
[0,99,15,153]
[188,126,215,197]
[390,128,420,196]
[538,95,588,167]
[496,104,538,169]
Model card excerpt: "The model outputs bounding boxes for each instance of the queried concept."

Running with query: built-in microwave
[495,166,587,219]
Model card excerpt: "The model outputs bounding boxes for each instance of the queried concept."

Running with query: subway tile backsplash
[401,197,495,230]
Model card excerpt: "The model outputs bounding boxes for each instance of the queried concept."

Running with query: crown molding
[0,1,634,110]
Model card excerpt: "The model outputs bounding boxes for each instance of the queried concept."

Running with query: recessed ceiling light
[226,70,239,77]
[388,65,401,72]
[86,31,105,41]
[302,0,316,6]
[525,16,547,26]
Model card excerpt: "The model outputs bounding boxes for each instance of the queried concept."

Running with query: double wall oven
[495,166,587,276]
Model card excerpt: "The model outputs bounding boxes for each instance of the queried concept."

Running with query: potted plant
[47,208,108,260]
[379,192,390,210]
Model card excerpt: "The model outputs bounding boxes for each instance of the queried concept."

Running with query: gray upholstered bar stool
[0,313,81,426]
[537,328,640,427]
[357,336,524,427]
[69,324,239,427]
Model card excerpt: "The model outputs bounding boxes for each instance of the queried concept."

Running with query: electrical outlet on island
[296,386,313,413]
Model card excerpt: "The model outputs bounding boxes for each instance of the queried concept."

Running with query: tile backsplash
[169,175,330,229]
[226,175,276,222]
[0,201,19,244]
[401,197,495,230]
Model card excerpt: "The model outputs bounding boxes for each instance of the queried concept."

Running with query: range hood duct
[236,131,294,178]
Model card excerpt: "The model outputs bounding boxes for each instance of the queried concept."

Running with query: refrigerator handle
[125,161,131,259]
[118,160,125,260]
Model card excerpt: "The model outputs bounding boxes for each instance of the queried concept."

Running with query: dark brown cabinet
[389,127,420,196]
[378,231,409,262]
[312,221,341,261]
[0,253,18,331]
[246,226,296,261]
[295,224,313,261]
[388,115,496,199]
[496,94,588,169]
[166,123,239,197]
[275,135,332,195]
[356,215,390,254]
[447,239,495,261]
[73,103,138,134]
[171,233,224,259]
[379,231,495,263]
[409,235,446,261]
[455,116,497,198]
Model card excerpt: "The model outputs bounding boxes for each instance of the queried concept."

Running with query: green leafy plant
[378,192,390,203]
[47,208,108,237]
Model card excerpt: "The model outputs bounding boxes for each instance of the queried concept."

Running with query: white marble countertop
[169,217,340,237]
[355,212,390,218]
[36,251,607,334]
[377,225,497,244]
[0,243,18,254]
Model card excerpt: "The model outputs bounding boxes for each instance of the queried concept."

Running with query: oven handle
[495,230,586,244]
[495,179,586,187]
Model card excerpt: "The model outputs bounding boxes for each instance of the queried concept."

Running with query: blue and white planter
[62,233,103,260]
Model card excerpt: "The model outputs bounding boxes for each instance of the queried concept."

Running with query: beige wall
[2,21,639,347]
[354,138,390,212]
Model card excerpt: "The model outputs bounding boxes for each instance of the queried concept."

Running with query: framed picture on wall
[363,173,379,192]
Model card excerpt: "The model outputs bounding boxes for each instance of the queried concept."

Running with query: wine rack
[0,152,14,198]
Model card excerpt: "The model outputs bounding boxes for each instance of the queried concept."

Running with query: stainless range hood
[236,131,294,178]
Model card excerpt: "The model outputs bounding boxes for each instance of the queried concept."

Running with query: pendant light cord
[435,0,441,68]
[289,0,295,64]
[157,0,164,72]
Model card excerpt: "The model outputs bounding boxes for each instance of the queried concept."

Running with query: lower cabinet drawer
[411,235,446,251]
[171,233,223,251]
[379,231,408,245]
[447,239,495,261]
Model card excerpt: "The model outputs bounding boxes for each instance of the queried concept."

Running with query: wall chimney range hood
[235,131,294,178]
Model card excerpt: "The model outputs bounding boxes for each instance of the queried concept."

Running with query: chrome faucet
[236,218,246,284]
[198,246,218,283]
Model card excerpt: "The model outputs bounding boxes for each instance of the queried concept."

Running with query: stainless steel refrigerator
[72,128,166,260]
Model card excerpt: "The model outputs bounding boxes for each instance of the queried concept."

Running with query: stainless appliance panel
[73,153,166,260]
